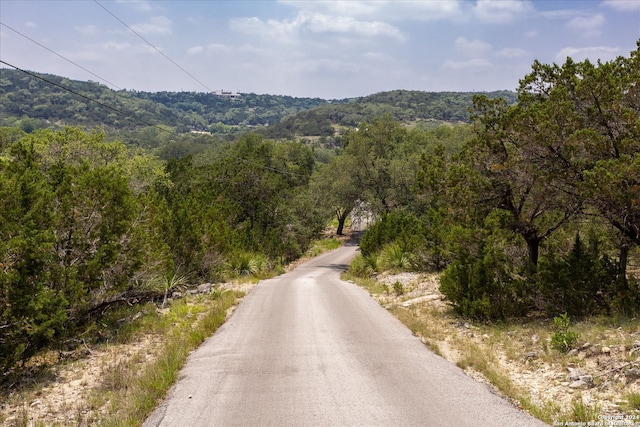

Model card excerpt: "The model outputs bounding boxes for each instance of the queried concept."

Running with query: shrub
[359,211,423,257]
[226,252,268,278]
[537,233,619,316]
[348,254,378,277]
[439,239,529,320]
[550,313,579,353]
[379,242,416,272]
[393,281,405,296]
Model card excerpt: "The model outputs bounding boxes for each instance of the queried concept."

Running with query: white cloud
[473,0,534,23]
[25,21,37,28]
[209,43,233,52]
[102,41,132,51]
[100,41,157,55]
[75,24,100,35]
[567,14,605,35]
[231,11,405,42]
[555,45,620,62]
[278,0,463,21]
[454,37,492,56]
[116,0,152,12]
[131,16,172,35]
[304,13,406,40]
[238,44,266,54]
[363,51,391,61]
[540,9,582,20]
[443,58,493,70]
[602,0,640,11]
[187,46,204,55]
[496,47,528,58]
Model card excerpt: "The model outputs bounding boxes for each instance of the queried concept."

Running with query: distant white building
[212,90,241,99]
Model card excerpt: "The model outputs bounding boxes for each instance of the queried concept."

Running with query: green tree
[0,141,66,367]
[517,41,640,279]
[1,127,171,367]
[310,154,359,235]
[466,95,580,272]
[340,115,416,215]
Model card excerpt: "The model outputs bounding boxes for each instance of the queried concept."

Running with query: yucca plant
[147,272,189,308]
[379,242,415,272]
[227,252,267,278]
[348,254,378,277]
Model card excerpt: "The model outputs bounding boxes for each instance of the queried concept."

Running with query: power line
[0,59,175,135]
[0,60,305,178]
[0,21,123,90]
[93,0,214,93]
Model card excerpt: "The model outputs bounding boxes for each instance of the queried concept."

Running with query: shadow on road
[319,263,350,272]
[345,230,364,247]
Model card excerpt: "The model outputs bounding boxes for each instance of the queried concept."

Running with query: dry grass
[348,271,640,426]
[1,235,345,427]
[0,289,242,427]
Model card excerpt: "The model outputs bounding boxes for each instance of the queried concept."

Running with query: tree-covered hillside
[0,69,334,133]
[257,89,517,139]
[0,68,516,142]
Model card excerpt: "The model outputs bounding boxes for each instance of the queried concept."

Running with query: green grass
[305,237,342,257]
[624,392,640,411]
[91,291,239,427]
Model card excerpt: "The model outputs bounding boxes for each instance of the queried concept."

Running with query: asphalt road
[144,240,548,427]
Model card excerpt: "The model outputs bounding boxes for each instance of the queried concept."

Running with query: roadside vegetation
[0,37,638,426]
[0,284,240,426]
[346,270,640,424]
[0,235,341,426]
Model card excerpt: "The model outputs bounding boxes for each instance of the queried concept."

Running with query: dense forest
[0,68,513,139]
[0,69,334,132]
[1,41,639,371]
[255,90,517,140]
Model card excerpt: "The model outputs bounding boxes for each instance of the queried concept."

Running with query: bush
[537,233,619,316]
[359,211,424,257]
[550,313,579,353]
[379,242,416,272]
[348,254,378,277]
[393,281,405,296]
[226,252,268,278]
[439,239,530,321]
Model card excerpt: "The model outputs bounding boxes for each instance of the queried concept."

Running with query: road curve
[144,241,547,427]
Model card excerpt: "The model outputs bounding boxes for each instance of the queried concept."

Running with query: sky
[0,0,639,99]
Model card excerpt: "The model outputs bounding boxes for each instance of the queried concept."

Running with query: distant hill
[257,89,517,139]
[0,68,336,133]
[0,69,516,140]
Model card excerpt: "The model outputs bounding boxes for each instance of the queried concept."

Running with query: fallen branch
[593,361,637,379]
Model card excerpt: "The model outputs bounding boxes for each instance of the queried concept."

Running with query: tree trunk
[619,242,629,286]
[336,210,348,236]
[525,236,541,274]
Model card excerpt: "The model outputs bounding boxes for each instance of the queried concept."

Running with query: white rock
[568,368,587,381]
[569,380,588,388]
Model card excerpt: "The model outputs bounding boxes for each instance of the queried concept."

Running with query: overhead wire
[92,0,214,93]
[0,59,175,135]
[0,5,304,178]
[0,21,123,90]
[0,61,305,178]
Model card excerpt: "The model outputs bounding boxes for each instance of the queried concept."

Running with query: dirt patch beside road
[364,272,640,424]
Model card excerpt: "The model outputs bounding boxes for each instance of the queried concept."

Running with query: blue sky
[1,0,638,99]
